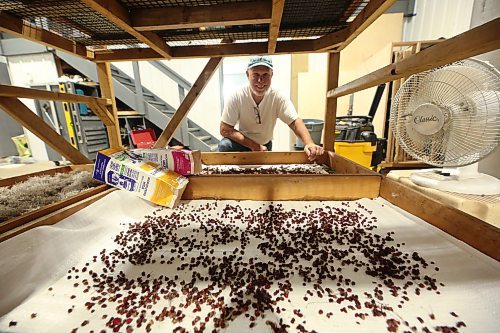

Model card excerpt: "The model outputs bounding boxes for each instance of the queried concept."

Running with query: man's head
[246,56,273,97]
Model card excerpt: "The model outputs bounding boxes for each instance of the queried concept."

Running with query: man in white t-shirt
[218,56,324,161]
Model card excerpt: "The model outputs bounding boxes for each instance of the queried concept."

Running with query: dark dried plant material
[200,164,333,175]
[63,201,465,332]
[386,318,400,332]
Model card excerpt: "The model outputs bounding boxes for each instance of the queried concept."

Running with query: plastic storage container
[295,119,324,148]
[130,128,157,148]
[334,142,376,168]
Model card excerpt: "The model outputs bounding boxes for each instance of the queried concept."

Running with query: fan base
[410,169,500,195]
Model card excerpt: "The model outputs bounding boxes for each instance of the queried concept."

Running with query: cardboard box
[93,148,188,208]
[131,148,201,175]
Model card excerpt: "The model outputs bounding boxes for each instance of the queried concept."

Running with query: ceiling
[0,0,395,61]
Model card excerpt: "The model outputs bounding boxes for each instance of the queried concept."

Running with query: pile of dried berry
[12,200,466,332]
[200,164,332,175]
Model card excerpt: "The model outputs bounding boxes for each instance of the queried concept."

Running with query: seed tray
[0,192,498,332]
[0,165,110,241]
[184,152,380,201]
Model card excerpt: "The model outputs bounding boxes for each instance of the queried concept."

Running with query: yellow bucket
[334,142,376,168]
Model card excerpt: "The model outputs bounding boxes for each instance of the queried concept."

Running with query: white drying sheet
[0,191,499,333]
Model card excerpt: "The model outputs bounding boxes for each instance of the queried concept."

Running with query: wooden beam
[201,151,329,166]
[96,62,121,148]
[0,185,108,235]
[314,27,348,52]
[0,84,110,108]
[0,84,114,125]
[172,39,315,58]
[0,97,91,164]
[80,0,171,59]
[392,39,445,48]
[184,174,381,200]
[268,0,285,54]
[154,57,222,148]
[380,177,500,261]
[132,1,272,31]
[0,12,88,59]
[93,39,317,61]
[90,102,116,126]
[0,189,114,243]
[172,43,266,58]
[94,48,163,62]
[0,84,115,125]
[337,0,397,52]
[0,165,93,188]
[328,18,500,99]
[323,52,340,152]
[331,152,375,175]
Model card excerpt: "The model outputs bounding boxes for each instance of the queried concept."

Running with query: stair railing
[131,60,193,147]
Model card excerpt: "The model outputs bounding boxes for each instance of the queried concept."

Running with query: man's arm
[220,122,268,151]
[288,118,324,161]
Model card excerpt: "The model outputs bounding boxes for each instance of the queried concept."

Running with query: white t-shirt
[221,85,298,145]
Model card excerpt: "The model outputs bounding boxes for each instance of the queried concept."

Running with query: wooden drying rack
[0,2,498,261]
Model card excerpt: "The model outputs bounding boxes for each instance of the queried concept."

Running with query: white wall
[470,0,500,178]
[295,13,404,139]
[161,58,222,141]
[7,53,59,161]
[112,59,222,142]
[403,0,475,41]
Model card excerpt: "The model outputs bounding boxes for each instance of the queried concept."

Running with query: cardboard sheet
[0,191,498,332]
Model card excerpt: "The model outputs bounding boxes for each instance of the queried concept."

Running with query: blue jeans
[218,138,272,152]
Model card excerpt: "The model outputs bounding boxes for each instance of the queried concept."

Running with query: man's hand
[251,144,268,152]
[304,143,324,161]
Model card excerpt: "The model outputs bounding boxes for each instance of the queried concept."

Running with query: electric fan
[391,58,500,195]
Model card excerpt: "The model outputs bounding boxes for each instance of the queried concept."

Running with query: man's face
[247,66,273,97]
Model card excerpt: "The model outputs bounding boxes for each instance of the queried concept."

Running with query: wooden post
[154,57,222,148]
[267,0,285,54]
[323,52,340,152]
[0,97,91,164]
[96,62,121,148]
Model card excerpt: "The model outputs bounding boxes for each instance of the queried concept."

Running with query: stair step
[196,135,212,142]
[143,94,157,101]
[188,127,201,132]
[148,100,167,106]
[119,80,136,90]
[112,72,133,83]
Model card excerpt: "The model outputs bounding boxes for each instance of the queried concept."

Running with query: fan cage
[391,59,500,167]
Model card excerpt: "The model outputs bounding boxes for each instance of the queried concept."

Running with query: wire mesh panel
[121,0,253,9]
[0,0,369,50]
[0,0,140,47]
[280,0,368,36]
